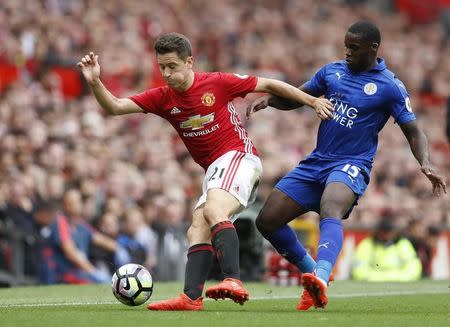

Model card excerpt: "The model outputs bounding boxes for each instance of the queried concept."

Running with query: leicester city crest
[363,82,377,95]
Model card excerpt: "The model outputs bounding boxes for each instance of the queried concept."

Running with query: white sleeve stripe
[227,102,253,153]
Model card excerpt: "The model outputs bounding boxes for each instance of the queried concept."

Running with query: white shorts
[194,151,263,219]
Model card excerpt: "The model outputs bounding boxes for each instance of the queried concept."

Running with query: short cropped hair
[33,199,59,213]
[347,21,381,44]
[154,33,192,60]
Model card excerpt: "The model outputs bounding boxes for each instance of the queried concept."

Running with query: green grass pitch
[1,280,449,327]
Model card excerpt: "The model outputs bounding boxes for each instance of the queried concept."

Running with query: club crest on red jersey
[201,92,216,107]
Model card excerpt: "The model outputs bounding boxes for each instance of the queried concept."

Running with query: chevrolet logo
[180,113,215,130]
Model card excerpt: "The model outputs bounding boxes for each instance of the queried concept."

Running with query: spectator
[89,212,120,276]
[425,225,443,277]
[152,198,188,281]
[352,217,422,281]
[44,189,118,284]
[115,207,154,270]
[404,219,433,277]
[125,207,158,273]
[32,199,58,284]
[2,178,36,276]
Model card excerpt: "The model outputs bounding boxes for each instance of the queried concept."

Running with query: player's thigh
[256,188,310,234]
[320,182,356,219]
[320,164,368,219]
[203,188,242,226]
[187,206,211,245]
[199,151,262,225]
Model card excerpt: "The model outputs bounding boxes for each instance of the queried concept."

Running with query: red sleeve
[57,216,72,243]
[129,87,167,114]
[218,72,258,100]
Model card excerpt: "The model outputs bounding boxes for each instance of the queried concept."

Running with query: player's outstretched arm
[77,52,143,115]
[400,121,447,196]
[247,79,333,120]
[246,94,302,119]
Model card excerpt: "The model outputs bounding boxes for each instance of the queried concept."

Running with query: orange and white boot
[147,293,203,311]
[297,273,333,310]
[205,278,249,305]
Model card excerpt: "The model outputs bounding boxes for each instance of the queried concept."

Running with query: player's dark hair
[154,33,192,60]
[347,21,381,44]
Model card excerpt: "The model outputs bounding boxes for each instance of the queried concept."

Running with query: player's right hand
[313,98,334,120]
[77,52,100,85]
[246,95,270,119]
[421,165,447,196]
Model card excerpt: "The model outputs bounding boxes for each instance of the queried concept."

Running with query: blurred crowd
[0,0,449,284]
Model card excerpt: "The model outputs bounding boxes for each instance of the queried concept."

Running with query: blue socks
[316,218,343,283]
[262,217,343,282]
[264,225,316,273]
[297,252,316,273]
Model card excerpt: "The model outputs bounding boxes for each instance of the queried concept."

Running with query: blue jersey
[303,58,415,169]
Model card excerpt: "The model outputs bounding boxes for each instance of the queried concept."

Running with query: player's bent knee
[255,215,267,233]
[202,205,215,225]
[202,204,228,226]
[255,211,277,235]
[187,223,210,244]
[320,202,347,219]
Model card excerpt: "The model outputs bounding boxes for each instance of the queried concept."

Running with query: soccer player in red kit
[77,33,333,311]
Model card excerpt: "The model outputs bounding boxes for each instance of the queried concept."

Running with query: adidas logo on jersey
[170,107,181,114]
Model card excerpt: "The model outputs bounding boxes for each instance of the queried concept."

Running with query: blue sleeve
[303,65,328,97]
[389,79,416,125]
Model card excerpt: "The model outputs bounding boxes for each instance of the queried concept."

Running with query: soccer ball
[111,263,153,306]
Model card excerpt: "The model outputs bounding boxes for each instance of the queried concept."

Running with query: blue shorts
[275,157,370,218]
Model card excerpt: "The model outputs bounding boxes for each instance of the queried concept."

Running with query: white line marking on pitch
[0,289,448,308]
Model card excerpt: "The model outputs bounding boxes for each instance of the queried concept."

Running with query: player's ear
[186,56,194,69]
[370,42,379,51]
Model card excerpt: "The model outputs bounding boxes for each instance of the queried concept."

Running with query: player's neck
[366,58,378,71]
[362,57,379,72]
[348,59,378,73]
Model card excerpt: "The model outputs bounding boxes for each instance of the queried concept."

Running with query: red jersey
[130,72,259,170]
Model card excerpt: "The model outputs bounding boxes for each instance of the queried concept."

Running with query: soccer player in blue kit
[247,21,447,310]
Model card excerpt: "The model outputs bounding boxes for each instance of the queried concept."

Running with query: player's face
[344,32,378,72]
[157,52,193,90]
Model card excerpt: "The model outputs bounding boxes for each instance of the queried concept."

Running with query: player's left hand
[246,95,270,119]
[313,98,334,120]
[421,165,447,196]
